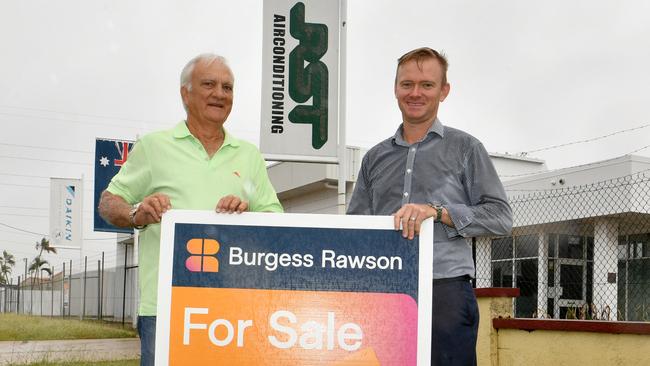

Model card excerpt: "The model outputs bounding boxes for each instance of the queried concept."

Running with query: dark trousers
[431,276,479,366]
[137,316,156,366]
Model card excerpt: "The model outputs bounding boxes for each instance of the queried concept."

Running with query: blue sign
[93,138,135,233]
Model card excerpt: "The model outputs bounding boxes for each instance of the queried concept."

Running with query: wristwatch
[428,203,443,223]
[129,202,147,230]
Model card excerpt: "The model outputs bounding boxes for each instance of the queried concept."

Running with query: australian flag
[94,138,135,233]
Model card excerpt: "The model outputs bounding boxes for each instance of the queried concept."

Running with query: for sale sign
[155,210,433,365]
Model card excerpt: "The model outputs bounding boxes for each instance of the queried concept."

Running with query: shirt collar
[392,118,445,146]
[172,120,241,148]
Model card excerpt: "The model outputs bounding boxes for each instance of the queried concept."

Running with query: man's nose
[409,85,423,96]
[212,85,227,98]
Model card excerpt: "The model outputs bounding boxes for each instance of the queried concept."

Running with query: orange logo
[185,238,220,272]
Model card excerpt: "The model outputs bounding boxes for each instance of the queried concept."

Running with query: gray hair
[180,53,231,92]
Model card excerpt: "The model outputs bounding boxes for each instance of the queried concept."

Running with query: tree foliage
[0,250,16,284]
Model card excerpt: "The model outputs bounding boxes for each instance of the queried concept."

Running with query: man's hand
[98,191,171,228]
[134,193,172,226]
[216,195,248,214]
[393,203,436,240]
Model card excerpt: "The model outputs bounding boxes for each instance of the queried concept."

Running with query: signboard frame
[155,210,433,365]
[49,177,83,249]
[259,0,342,162]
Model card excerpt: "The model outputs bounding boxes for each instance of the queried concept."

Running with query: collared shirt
[347,119,512,279]
[107,121,283,315]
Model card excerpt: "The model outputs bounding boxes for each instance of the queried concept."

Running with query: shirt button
[406,169,412,174]
[403,192,409,197]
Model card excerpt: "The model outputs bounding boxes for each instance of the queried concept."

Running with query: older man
[347,47,512,365]
[99,53,283,365]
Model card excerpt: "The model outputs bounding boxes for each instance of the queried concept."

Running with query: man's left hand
[216,195,249,214]
[393,203,435,240]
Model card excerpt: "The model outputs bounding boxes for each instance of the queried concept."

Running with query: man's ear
[440,83,451,102]
[180,86,189,105]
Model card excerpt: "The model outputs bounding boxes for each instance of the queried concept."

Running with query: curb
[0,338,140,365]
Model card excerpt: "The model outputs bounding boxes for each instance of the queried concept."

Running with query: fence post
[61,262,66,318]
[122,244,128,326]
[68,260,72,317]
[51,266,54,317]
[9,283,12,313]
[100,252,105,321]
[23,258,28,315]
[14,276,20,314]
[97,260,101,320]
[16,276,20,315]
[29,272,33,315]
[81,256,87,321]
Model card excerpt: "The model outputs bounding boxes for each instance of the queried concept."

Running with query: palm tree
[29,257,52,278]
[29,256,52,315]
[0,250,16,284]
[29,239,56,315]
[35,238,57,256]
[0,264,11,285]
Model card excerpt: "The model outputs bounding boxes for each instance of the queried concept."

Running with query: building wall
[476,290,650,366]
[281,183,355,214]
[504,155,650,193]
[269,148,546,214]
[495,329,650,366]
[490,153,546,180]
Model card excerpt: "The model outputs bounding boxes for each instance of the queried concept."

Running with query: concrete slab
[0,338,140,365]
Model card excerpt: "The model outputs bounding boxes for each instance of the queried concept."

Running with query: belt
[433,275,472,284]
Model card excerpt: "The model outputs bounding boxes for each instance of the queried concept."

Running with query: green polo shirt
[107,121,283,315]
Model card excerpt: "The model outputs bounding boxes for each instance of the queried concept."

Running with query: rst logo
[185,238,220,273]
[288,2,329,149]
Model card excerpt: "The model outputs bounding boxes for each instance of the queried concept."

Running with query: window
[491,234,540,318]
[492,261,513,287]
[515,259,538,318]
[492,237,513,260]
[618,233,650,321]
[516,234,538,258]
[558,234,584,259]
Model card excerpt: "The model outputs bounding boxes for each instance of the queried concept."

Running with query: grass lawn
[18,360,139,366]
[0,313,137,341]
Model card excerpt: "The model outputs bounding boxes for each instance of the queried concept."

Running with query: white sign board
[49,177,83,248]
[156,210,433,365]
[260,0,341,162]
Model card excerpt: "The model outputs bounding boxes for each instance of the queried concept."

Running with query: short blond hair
[396,47,449,85]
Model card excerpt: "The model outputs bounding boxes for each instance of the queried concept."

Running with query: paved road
[0,338,140,365]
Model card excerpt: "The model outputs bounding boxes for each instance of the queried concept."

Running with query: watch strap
[428,203,443,222]
[129,202,147,230]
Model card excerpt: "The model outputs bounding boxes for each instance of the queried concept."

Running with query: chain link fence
[4,173,649,324]
[475,172,650,321]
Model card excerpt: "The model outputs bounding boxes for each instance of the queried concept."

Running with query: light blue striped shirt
[347,119,512,279]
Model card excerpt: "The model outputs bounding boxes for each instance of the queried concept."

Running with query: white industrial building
[268,150,650,321]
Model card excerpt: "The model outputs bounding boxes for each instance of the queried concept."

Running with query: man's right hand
[134,193,172,226]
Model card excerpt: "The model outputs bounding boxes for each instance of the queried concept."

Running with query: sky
[1,0,649,280]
